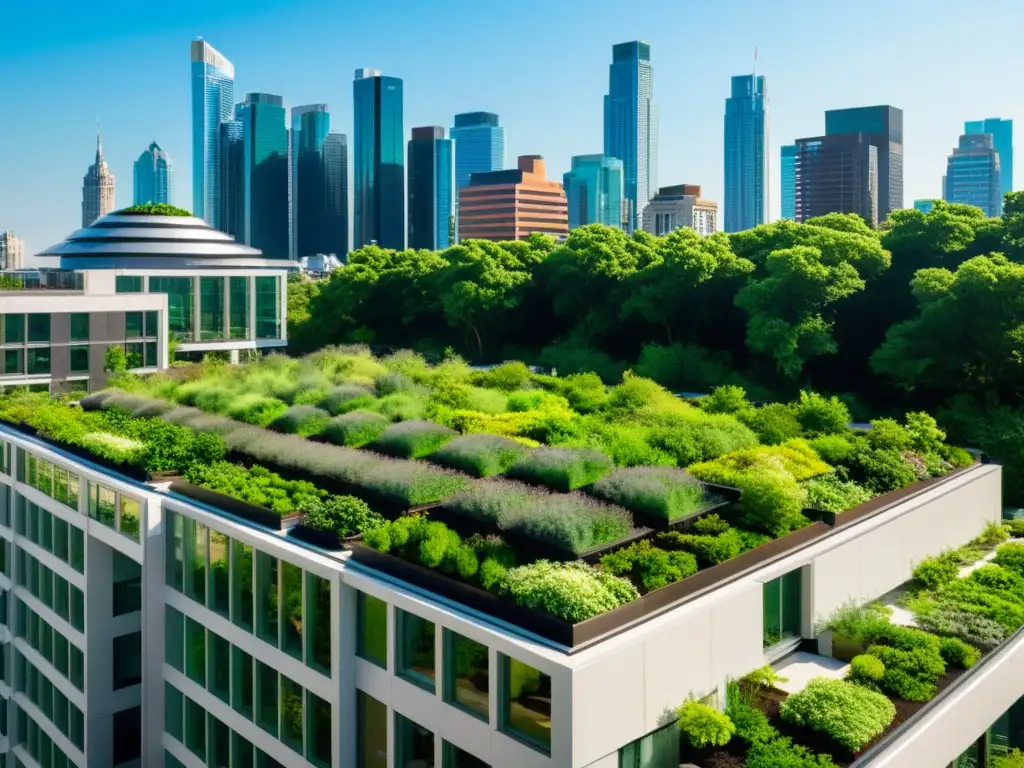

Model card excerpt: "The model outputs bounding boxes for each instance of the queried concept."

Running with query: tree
[104,345,128,373]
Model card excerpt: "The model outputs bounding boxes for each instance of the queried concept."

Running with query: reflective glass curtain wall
[191,40,235,229]
[353,70,405,250]
[238,94,289,259]
[780,144,796,221]
[133,142,172,205]
[407,127,455,250]
[563,154,625,229]
[824,105,903,221]
[323,133,350,261]
[450,112,505,190]
[723,74,769,233]
[965,117,1013,203]
[293,106,348,260]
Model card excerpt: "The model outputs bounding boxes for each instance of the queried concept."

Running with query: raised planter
[167,479,300,531]
[288,521,364,551]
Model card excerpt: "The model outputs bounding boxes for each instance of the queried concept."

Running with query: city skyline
[4,0,1024,256]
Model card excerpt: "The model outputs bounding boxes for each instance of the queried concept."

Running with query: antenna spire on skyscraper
[96,120,103,161]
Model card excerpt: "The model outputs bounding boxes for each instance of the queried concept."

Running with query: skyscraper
[292,105,340,259]
[780,144,796,220]
[723,74,769,233]
[133,142,172,205]
[944,133,1002,217]
[563,155,624,229]
[236,93,289,258]
[965,118,1013,201]
[190,39,235,229]
[450,112,505,190]
[0,231,25,271]
[219,118,244,240]
[824,105,903,221]
[459,156,568,242]
[604,41,658,231]
[353,69,405,250]
[323,132,350,261]
[82,126,115,227]
[407,127,455,250]
[794,134,879,227]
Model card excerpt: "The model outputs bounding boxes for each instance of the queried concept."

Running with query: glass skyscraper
[353,69,405,250]
[780,144,796,221]
[824,105,903,222]
[292,105,347,259]
[133,142,172,205]
[450,112,505,189]
[237,93,289,259]
[407,127,455,250]
[723,74,769,233]
[218,118,244,240]
[323,132,350,261]
[604,41,658,232]
[190,39,234,227]
[944,133,1002,217]
[563,154,625,230]
[965,118,1013,202]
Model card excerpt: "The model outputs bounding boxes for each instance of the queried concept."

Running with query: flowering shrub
[779,677,896,751]
[427,434,526,477]
[590,466,709,520]
[507,446,613,492]
[370,420,457,459]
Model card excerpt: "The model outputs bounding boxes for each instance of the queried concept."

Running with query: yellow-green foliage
[688,440,830,485]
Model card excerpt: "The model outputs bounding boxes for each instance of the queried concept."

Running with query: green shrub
[321,411,390,447]
[657,527,744,567]
[868,418,911,451]
[226,394,288,426]
[589,467,708,520]
[428,434,526,477]
[319,384,375,415]
[675,700,735,749]
[1007,519,1024,538]
[779,677,896,751]
[867,645,944,702]
[849,654,885,684]
[745,736,839,768]
[507,447,613,492]
[724,686,776,745]
[994,543,1024,576]
[482,362,532,391]
[362,516,480,580]
[911,602,1007,647]
[371,392,428,422]
[646,413,759,466]
[807,433,856,464]
[737,471,809,537]
[551,372,608,413]
[501,560,639,622]
[913,553,960,589]
[184,461,324,516]
[268,405,331,437]
[821,602,892,644]
[803,474,871,513]
[938,636,979,668]
[740,402,803,444]
[370,420,457,459]
[119,202,192,216]
[795,391,851,435]
[993,748,1024,768]
[845,444,919,493]
[693,513,730,535]
[599,539,697,593]
[300,495,385,537]
[700,385,752,415]
[976,521,1011,547]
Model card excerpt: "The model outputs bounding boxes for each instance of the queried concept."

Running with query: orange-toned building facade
[457,155,569,241]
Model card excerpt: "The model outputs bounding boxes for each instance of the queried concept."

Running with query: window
[499,655,552,754]
[208,631,230,703]
[256,552,279,645]
[255,276,280,339]
[165,605,185,672]
[256,660,279,736]
[118,495,140,540]
[69,313,90,342]
[112,706,142,765]
[115,276,143,293]
[619,722,680,768]
[443,743,490,768]
[149,276,194,340]
[125,341,144,368]
[357,690,388,768]
[125,311,143,339]
[281,560,303,658]
[307,691,332,767]
[232,539,254,631]
[4,314,24,343]
[68,344,89,374]
[27,314,49,343]
[26,347,50,375]
[89,482,116,527]
[396,713,435,767]
[145,310,158,337]
[3,348,21,374]
[444,630,489,721]
[200,276,225,340]
[231,645,254,719]
[113,551,141,615]
[185,517,206,603]
[763,568,803,649]
[166,510,184,591]
[113,631,142,689]
[356,591,388,668]
[229,276,249,339]
[209,530,230,616]
[281,675,304,751]
[186,616,206,685]
[397,609,436,692]
[145,340,158,367]
[306,573,331,674]
[185,696,206,760]
[209,715,231,767]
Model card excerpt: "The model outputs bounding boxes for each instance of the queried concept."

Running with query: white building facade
[641,184,718,237]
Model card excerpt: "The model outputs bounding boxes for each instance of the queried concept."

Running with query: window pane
[396,713,434,768]
[145,341,157,367]
[165,683,183,742]
[149,276,194,341]
[4,314,24,344]
[209,530,230,616]
[185,697,206,760]
[27,348,50,375]
[500,656,552,754]
[112,631,142,689]
[118,496,140,540]
[125,311,143,339]
[256,661,279,736]
[200,276,225,340]
[69,314,89,342]
[208,631,230,703]
[233,540,254,631]
[112,705,142,766]
[185,617,206,685]
[69,345,90,374]
[185,518,206,603]
[357,690,388,768]
[357,591,388,669]
[444,743,490,768]
[256,552,278,646]
[306,573,331,674]
[209,714,230,768]
[281,561,302,659]
[125,341,143,369]
[233,732,255,767]
[4,349,22,374]
[781,568,803,639]
[70,526,84,572]
[165,606,184,672]
[307,691,332,767]
[231,646,254,719]
[70,586,84,631]
[397,610,435,692]
[167,511,184,591]
[27,314,49,343]
[255,276,280,339]
[444,630,488,721]
[115,276,143,293]
[280,675,303,752]
[144,310,158,337]
[762,578,782,649]
[229,276,249,339]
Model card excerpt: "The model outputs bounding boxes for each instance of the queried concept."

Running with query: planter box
[830,633,866,663]
[168,480,300,531]
[288,522,363,551]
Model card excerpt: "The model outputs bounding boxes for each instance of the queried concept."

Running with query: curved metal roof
[37,213,297,270]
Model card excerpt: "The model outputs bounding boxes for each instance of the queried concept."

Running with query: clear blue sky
[2,0,1022,257]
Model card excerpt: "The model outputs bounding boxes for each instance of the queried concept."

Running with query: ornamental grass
[428,434,526,477]
[506,446,614,492]
[590,466,710,520]
[370,420,456,459]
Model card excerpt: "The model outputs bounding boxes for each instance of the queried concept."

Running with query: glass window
[144,310,158,337]
[90,483,116,527]
[256,660,279,736]
[233,539,254,631]
[165,683,184,742]
[208,714,230,768]
[209,530,230,616]
[397,610,435,692]
[357,690,388,768]
[112,631,142,689]
[149,276,194,340]
[444,630,489,721]
[112,706,142,766]
[185,617,206,685]
[26,348,50,375]
[70,646,84,690]
[125,341,144,369]
[185,518,206,604]
[255,276,280,339]
[200,276,225,340]
[231,645,254,719]
[116,276,143,293]
[69,314,89,342]
[118,495,140,540]
[4,348,22,374]
[444,744,490,768]
[144,340,158,367]
[165,605,184,672]
[281,561,303,659]
[618,722,680,768]
[113,552,142,616]
[70,586,84,631]
[307,573,331,674]
[256,552,278,646]
[307,691,332,767]
[357,591,388,669]
[166,510,184,591]
[4,314,24,343]
[69,345,90,373]
[233,733,255,767]
[70,526,84,572]
[185,696,206,760]
[229,276,250,339]
[208,631,230,703]
[27,314,49,343]
[500,656,552,754]
[280,675,304,752]
[762,568,803,649]
[396,714,435,767]
[125,312,143,339]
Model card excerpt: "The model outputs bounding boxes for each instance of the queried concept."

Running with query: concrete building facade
[0,234,25,272]
[641,184,718,237]
[458,156,568,242]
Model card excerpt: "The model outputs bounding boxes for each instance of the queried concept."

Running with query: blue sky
[2,0,1022,257]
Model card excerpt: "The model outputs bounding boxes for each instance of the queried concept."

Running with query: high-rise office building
[82,127,115,227]
[450,112,505,190]
[563,155,625,230]
[292,105,347,260]
[219,118,244,240]
[914,199,936,214]
[353,68,405,250]
[604,41,658,231]
[641,184,718,237]
[236,93,289,259]
[190,39,235,229]
[323,132,350,261]
[794,133,879,227]
[824,105,903,221]
[459,156,568,242]
[0,231,25,270]
[133,142,172,206]
[723,74,769,232]
[965,118,1013,201]
[944,133,1002,217]
[780,144,796,221]
[407,127,456,250]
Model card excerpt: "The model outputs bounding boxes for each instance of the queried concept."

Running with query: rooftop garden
[678,523,1024,767]
[116,203,192,217]
[2,346,967,642]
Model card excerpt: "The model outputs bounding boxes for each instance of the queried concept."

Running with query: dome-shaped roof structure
[37,211,296,270]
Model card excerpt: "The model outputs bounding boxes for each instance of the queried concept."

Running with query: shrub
[226,394,288,426]
[427,434,525,477]
[821,602,892,644]
[700,385,752,415]
[79,432,143,465]
[803,474,871,513]
[778,677,896,751]
[268,405,331,437]
[646,413,759,466]
[937,636,979,669]
[551,372,608,413]
[737,471,809,537]
[911,603,1007,647]
[599,539,697,592]
[300,495,385,537]
[866,644,944,702]
[370,392,428,422]
[370,420,457,459]
[1008,519,1024,538]
[977,521,1011,547]
[657,527,744,567]
[443,479,633,555]
[362,516,481,580]
[184,461,324,516]
[482,361,532,391]
[994,543,1024,576]
[845,444,919,493]
[724,687,776,745]
[501,560,638,622]
[507,447,613,492]
[745,736,839,768]
[692,513,730,535]
[994,749,1024,768]
[867,418,911,451]
[740,402,803,444]
[319,384,375,415]
[689,442,830,485]
[675,700,735,749]
[807,433,856,464]
[913,552,960,589]
[795,391,851,435]
[589,467,709,521]
[849,654,885,684]
[321,411,390,447]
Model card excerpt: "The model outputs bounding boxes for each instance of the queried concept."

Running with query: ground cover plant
[183,461,324,516]
[369,420,456,459]
[506,446,613,491]
[589,466,713,520]
[426,433,526,477]
[778,677,896,752]
[299,495,386,538]
[320,411,389,447]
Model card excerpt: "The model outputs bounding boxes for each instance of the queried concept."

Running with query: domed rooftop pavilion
[38,205,297,358]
